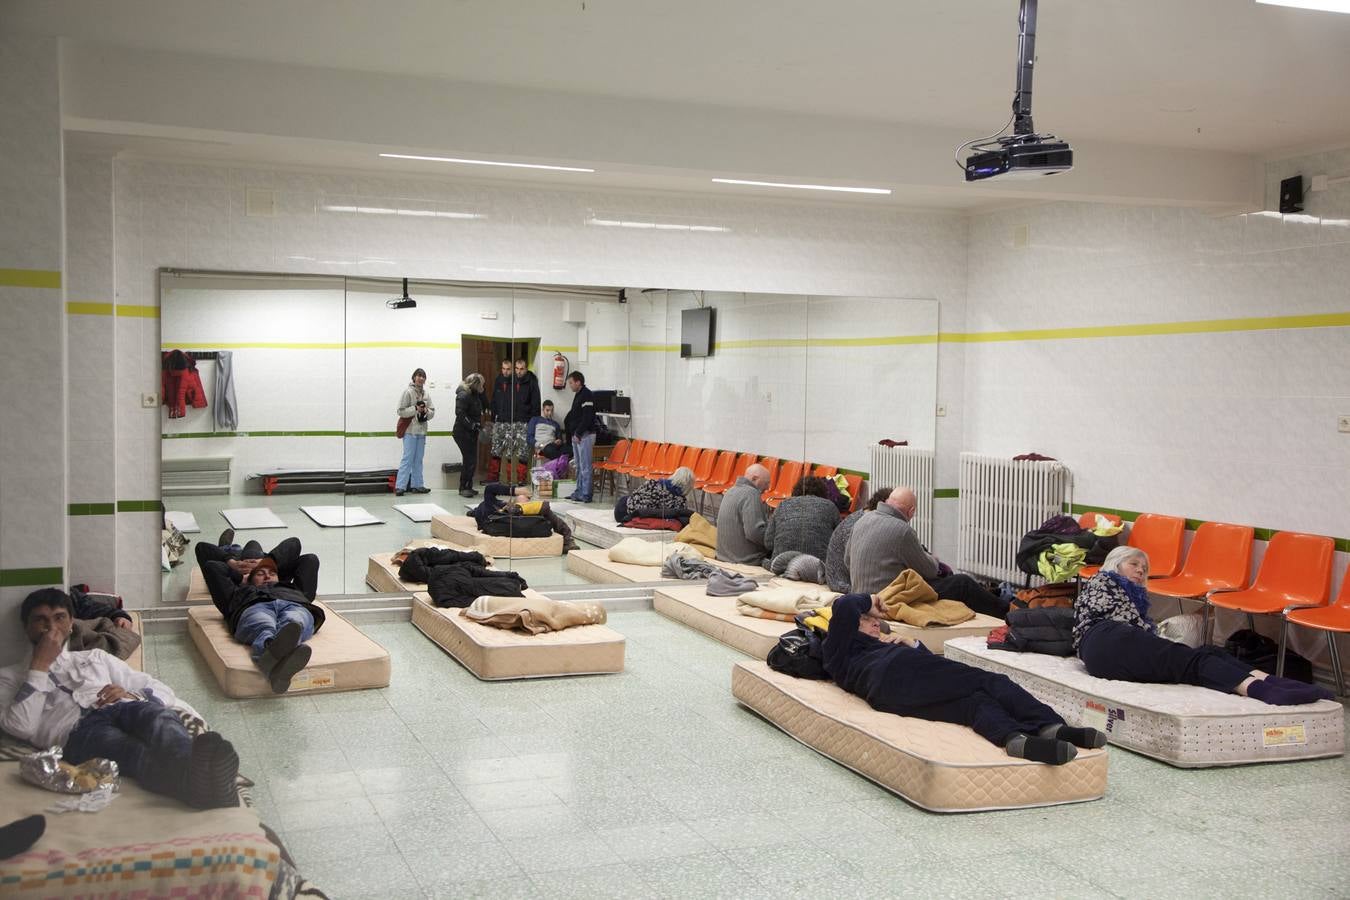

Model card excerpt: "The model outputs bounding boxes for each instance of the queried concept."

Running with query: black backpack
[1224,628,1314,683]
[767,627,829,680]
[480,513,554,539]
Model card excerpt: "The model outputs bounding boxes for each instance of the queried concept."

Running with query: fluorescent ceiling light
[321,204,483,219]
[1255,0,1350,12]
[380,153,594,173]
[712,178,891,195]
[586,217,730,233]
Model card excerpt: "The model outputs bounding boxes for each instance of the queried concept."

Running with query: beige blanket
[674,513,718,558]
[736,583,838,621]
[463,595,608,634]
[608,537,700,567]
[878,570,975,626]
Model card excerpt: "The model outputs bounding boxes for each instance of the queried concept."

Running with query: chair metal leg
[1245,612,1256,632]
[1276,619,1289,678]
[1201,602,1212,647]
[1328,632,1346,697]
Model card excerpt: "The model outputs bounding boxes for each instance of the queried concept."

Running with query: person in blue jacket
[823,593,1106,764]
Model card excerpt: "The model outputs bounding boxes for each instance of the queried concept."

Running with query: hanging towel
[212,350,238,431]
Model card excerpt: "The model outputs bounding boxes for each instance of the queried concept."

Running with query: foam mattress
[732,660,1108,812]
[411,591,625,680]
[564,507,674,548]
[187,602,391,698]
[187,566,210,603]
[431,514,563,558]
[943,636,1345,767]
[365,539,481,593]
[566,547,771,585]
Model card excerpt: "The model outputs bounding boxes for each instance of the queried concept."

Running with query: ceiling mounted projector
[387,277,417,309]
[959,0,1073,182]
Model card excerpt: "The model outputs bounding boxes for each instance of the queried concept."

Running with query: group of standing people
[397,361,599,502]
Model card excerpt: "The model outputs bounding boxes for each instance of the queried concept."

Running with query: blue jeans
[572,432,596,499]
[397,431,427,490]
[64,699,192,797]
[235,601,315,663]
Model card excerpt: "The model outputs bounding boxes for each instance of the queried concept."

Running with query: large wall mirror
[160,269,938,602]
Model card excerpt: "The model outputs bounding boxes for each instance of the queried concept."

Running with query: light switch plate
[141,392,158,408]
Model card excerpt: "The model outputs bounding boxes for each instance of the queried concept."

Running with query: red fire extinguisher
[552,352,569,390]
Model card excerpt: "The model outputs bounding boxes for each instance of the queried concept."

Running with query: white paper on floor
[393,503,450,522]
[219,507,288,529]
[164,510,200,533]
[300,505,383,527]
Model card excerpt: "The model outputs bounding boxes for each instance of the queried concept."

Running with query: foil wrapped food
[21,747,120,794]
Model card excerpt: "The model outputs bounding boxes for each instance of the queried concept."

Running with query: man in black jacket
[200,544,326,694]
[563,370,596,502]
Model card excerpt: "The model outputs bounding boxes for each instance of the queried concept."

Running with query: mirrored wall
[160,270,938,601]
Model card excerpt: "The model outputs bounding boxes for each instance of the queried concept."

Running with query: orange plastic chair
[1076,511,1122,530]
[1079,512,1185,579]
[657,445,701,481]
[644,443,688,480]
[756,458,780,496]
[812,464,838,479]
[1147,522,1255,607]
[691,447,718,484]
[764,461,805,509]
[1206,530,1334,646]
[593,438,630,498]
[703,452,756,496]
[1282,563,1350,694]
[696,450,736,490]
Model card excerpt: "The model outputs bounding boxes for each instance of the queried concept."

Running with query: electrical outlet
[141,392,158,408]
[936,404,948,417]
[1339,415,1350,434]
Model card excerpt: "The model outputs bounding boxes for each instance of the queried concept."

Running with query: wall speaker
[1279,175,1304,214]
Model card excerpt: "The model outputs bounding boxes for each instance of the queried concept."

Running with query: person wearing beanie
[200,541,328,694]
[0,589,241,809]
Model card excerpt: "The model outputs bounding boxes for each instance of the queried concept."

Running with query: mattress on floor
[411,591,625,680]
[188,566,210,603]
[652,584,794,658]
[732,660,1109,812]
[565,547,771,585]
[886,613,1006,656]
[365,539,485,593]
[125,610,144,672]
[187,602,391,698]
[430,514,564,558]
[564,507,674,549]
[0,765,279,898]
[943,636,1345,767]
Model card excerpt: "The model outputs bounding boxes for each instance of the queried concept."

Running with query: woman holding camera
[395,367,435,496]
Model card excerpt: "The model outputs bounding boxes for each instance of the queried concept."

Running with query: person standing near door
[564,370,596,503]
[487,358,513,483]
[395,368,435,496]
[453,373,486,497]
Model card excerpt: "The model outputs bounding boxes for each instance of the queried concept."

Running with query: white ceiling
[8,0,1348,155]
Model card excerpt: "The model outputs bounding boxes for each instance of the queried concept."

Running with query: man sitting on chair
[200,536,325,694]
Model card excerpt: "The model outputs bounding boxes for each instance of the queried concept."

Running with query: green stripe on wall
[0,567,63,587]
[116,500,163,513]
[68,503,117,516]
[0,268,61,289]
[933,488,959,499]
[1069,503,1349,553]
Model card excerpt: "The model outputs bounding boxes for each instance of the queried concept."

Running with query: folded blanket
[463,595,607,634]
[609,537,699,567]
[736,583,838,620]
[67,617,142,660]
[661,553,723,581]
[707,570,758,596]
[674,513,718,558]
[878,570,975,626]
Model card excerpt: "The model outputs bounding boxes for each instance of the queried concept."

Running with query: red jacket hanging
[162,350,208,418]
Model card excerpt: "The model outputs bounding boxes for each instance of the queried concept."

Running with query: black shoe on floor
[459,488,478,497]
[395,489,406,496]
[410,486,431,494]
[217,528,235,547]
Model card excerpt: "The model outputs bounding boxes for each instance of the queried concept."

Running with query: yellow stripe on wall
[0,268,61,289]
[67,302,114,316]
[939,312,1350,344]
[117,305,160,318]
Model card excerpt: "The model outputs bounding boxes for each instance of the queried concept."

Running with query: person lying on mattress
[471,482,580,552]
[1074,547,1332,705]
[195,529,320,599]
[823,592,1106,764]
[200,543,326,694]
[0,589,240,809]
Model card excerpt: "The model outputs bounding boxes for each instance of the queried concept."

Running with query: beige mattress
[732,660,1109,812]
[187,602,391,698]
[365,539,480,592]
[566,547,772,585]
[411,591,625,680]
[0,765,278,898]
[125,610,144,672]
[187,566,210,602]
[564,507,674,548]
[430,514,563,558]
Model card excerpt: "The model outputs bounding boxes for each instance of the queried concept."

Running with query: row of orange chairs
[1077,510,1347,694]
[594,439,860,513]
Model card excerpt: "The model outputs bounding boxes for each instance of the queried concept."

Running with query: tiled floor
[141,611,1350,899]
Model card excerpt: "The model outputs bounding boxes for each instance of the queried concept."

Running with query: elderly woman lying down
[1074,546,1332,705]
[824,593,1105,764]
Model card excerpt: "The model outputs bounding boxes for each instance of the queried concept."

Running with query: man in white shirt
[0,590,239,809]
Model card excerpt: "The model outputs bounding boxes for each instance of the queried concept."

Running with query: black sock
[1040,723,1107,749]
[1006,733,1076,765]
[1247,678,1331,706]
[0,815,45,860]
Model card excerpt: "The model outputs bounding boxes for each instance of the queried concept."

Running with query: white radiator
[957,452,1072,584]
[869,445,934,548]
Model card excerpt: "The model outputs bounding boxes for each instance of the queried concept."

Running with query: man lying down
[824,593,1105,764]
[0,589,240,808]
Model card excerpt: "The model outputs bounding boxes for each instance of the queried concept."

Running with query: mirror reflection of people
[489,358,537,486]
[527,399,565,460]
[564,370,596,503]
[471,483,579,552]
[396,367,435,497]
[715,463,772,564]
[453,373,487,498]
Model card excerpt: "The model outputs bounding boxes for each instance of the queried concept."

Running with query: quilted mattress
[564,507,674,548]
[566,547,771,585]
[365,539,480,593]
[732,660,1109,812]
[430,514,563,558]
[411,591,625,680]
[188,602,391,698]
[943,636,1345,767]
